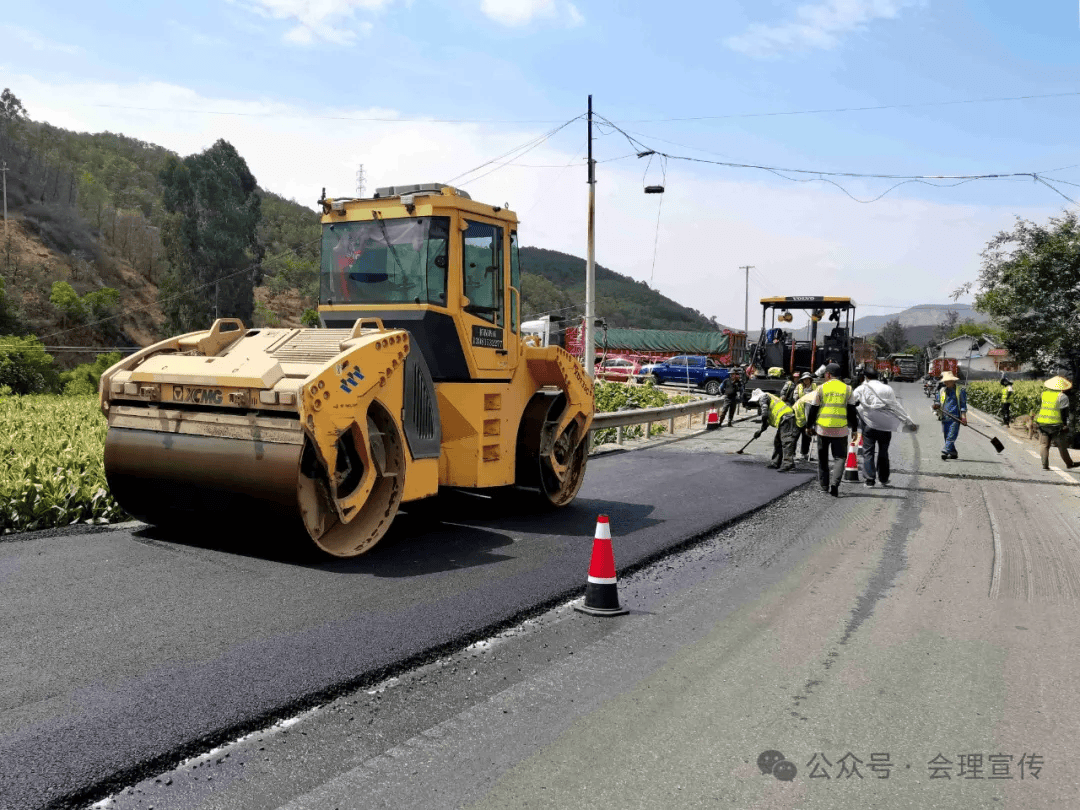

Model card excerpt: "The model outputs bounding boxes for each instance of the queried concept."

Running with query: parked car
[636,355,731,395]
[595,355,643,383]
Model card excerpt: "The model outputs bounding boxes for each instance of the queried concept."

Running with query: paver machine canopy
[100,184,593,557]
[745,296,857,391]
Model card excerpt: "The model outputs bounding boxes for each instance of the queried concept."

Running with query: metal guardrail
[591,396,725,446]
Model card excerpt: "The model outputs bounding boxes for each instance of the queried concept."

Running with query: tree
[50,281,86,327]
[948,319,1004,343]
[0,88,27,140]
[878,317,908,354]
[966,210,1080,383]
[0,335,57,394]
[158,140,261,332]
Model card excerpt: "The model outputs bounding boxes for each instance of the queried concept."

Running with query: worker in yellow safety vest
[999,377,1013,426]
[1034,376,1078,471]
[793,376,818,462]
[753,391,798,472]
[807,363,858,496]
[794,371,816,401]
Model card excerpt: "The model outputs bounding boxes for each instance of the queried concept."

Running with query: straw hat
[1044,376,1072,391]
[940,371,959,383]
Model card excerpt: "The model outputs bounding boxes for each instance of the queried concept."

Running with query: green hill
[518,247,717,332]
[0,87,721,360]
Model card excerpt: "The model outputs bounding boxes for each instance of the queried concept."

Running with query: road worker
[852,368,915,487]
[779,374,797,405]
[807,362,858,496]
[1000,376,1014,427]
[794,371,816,401]
[1034,376,1078,471]
[754,391,798,472]
[931,371,965,460]
[718,369,742,426]
[794,375,816,462]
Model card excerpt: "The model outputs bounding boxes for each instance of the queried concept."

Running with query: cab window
[462,220,504,327]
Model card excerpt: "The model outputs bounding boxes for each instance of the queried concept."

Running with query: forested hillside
[0,85,721,392]
[518,247,717,330]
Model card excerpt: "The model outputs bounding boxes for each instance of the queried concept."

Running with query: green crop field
[1,395,127,534]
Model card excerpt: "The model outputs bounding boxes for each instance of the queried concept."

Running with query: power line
[611,89,1080,124]
[447,115,584,187]
[594,112,1080,206]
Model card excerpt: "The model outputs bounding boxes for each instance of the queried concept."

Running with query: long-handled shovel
[734,430,763,455]
[941,410,1005,453]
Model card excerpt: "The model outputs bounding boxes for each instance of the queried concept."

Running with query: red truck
[931,357,959,377]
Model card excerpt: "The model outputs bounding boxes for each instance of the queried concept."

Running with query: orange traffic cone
[706,409,721,430]
[842,436,860,482]
[574,515,629,616]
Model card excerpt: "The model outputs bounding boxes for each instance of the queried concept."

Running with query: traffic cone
[706,409,721,430]
[842,436,860,482]
[574,515,629,617]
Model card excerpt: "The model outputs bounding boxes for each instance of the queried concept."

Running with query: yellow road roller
[99,184,593,556]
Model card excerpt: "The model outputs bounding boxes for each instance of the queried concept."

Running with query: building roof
[599,328,733,355]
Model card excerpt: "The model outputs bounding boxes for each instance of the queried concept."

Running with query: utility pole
[585,95,596,378]
[739,265,754,349]
[2,160,8,240]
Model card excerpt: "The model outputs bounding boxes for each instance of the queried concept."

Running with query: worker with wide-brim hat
[931,371,966,460]
[1035,376,1078,470]
[999,376,1014,426]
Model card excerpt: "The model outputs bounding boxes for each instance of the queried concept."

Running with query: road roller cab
[100,184,593,557]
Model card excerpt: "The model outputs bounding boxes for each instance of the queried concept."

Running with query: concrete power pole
[584,95,596,379]
[739,265,754,357]
[2,160,7,240]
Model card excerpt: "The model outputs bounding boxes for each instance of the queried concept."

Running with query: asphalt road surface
[0,415,811,810]
[85,383,1080,810]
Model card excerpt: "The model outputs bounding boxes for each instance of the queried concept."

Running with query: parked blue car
[636,355,731,395]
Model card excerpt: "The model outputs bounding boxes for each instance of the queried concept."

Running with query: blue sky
[3,1,1079,329]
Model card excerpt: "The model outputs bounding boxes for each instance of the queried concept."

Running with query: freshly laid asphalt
[0,430,812,810]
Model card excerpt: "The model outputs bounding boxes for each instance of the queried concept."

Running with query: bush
[82,287,119,320]
[50,280,86,322]
[301,308,320,328]
[966,380,1043,418]
[0,335,58,394]
[59,351,123,396]
[591,379,692,446]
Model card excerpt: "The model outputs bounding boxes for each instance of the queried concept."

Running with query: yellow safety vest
[767,395,794,428]
[794,392,815,428]
[1001,386,1012,403]
[795,382,816,399]
[817,379,850,430]
[1036,390,1063,426]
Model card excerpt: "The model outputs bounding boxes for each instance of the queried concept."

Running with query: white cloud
[3,72,1061,329]
[0,25,82,56]
[725,0,922,58]
[480,0,584,27]
[241,0,395,45]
